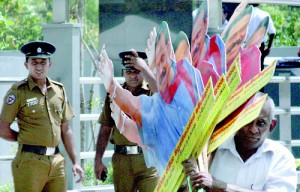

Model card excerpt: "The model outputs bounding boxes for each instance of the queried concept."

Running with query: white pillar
[43,23,81,190]
[52,0,69,23]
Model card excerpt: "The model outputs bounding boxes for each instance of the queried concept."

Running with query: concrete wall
[0,51,26,186]
[270,47,300,58]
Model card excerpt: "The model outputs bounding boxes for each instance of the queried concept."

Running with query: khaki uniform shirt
[0,76,75,147]
[98,83,151,146]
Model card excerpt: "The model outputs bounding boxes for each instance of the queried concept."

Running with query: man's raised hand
[98,49,114,93]
[145,27,157,72]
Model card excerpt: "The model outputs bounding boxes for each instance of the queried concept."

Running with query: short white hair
[254,91,275,121]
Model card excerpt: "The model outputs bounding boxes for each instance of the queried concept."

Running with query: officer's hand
[124,49,148,72]
[98,49,114,92]
[94,159,108,182]
[145,27,157,72]
[72,163,84,183]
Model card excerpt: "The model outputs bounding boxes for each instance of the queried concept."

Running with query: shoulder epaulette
[51,80,63,87]
[11,79,27,90]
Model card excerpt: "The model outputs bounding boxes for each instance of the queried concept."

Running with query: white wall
[0,51,27,186]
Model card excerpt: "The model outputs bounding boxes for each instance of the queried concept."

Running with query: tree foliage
[0,0,99,50]
[0,2,298,50]
[0,0,52,50]
[261,4,300,47]
[70,0,99,49]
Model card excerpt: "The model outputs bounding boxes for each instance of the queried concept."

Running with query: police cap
[20,41,56,58]
[119,51,147,70]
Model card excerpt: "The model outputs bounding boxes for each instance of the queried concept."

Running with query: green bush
[0,181,14,192]
[83,161,113,186]
[0,0,52,50]
[261,4,300,47]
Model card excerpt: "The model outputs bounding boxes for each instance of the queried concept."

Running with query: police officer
[94,50,159,192]
[0,41,84,192]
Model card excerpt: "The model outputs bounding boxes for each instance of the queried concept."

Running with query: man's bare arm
[94,124,111,181]
[98,49,142,126]
[61,122,84,183]
[110,101,142,145]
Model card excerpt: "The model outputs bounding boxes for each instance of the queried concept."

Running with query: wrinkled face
[25,57,51,80]
[235,101,275,150]
[123,69,143,88]
[155,32,172,93]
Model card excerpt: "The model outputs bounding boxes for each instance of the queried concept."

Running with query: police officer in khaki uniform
[94,50,159,192]
[0,41,84,192]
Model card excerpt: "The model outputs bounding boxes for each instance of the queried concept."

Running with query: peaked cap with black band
[20,41,56,58]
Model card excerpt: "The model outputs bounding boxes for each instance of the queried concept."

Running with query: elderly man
[182,92,297,191]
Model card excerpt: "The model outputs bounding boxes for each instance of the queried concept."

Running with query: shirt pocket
[21,102,44,120]
[54,105,63,122]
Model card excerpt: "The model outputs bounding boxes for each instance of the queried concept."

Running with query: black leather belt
[21,144,60,156]
[115,145,143,155]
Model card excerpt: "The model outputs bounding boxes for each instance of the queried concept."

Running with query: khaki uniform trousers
[12,148,66,192]
[112,153,159,192]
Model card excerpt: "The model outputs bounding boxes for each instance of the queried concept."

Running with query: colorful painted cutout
[154,79,215,192]
[244,16,270,48]
[99,0,278,190]
[222,5,253,68]
[191,0,209,69]
[173,31,192,63]
[221,0,249,38]
[238,44,261,88]
[154,21,176,103]
[197,60,220,87]
[203,34,226,76]
[217,61,276,124]
[139,21,205,176]
[152,1,274,191]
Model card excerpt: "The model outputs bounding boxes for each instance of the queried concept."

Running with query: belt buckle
[126,146,138,155]
[45,147,55,155]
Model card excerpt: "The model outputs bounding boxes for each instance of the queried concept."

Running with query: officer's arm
[0,119,18,141]
[95,124,111,162]
[94,124,111,180]
[140,63,157,93]
[61,122,84,183]
[264,33,275,56]
[61,122,78,164]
